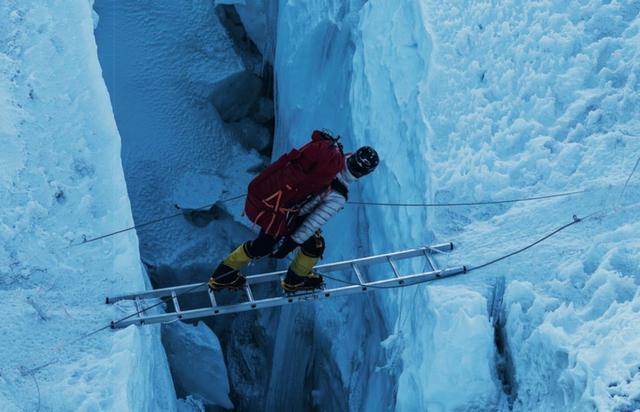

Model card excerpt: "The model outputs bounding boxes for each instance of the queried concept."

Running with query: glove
[270,236,300,259]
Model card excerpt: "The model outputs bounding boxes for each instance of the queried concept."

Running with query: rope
[75,194,247,246]
[319,204,631,290]
[32,372,41,412]
[465,214,585,272]
[74,189,590,246]
[617,153,640,204]
[326,158,640,288]
[347,189,587,207]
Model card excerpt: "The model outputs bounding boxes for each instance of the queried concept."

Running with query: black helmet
[347,146,379,177]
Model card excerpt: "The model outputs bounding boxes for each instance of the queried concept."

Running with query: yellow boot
[209,243,251,290]
[281,249,324,292]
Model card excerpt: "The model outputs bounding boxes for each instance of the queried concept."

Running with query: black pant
[245,230,325,259]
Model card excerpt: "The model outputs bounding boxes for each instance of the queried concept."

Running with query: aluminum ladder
[106,242,466,328]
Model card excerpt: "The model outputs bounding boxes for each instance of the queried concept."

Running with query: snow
[162,321,233,409]
[406,0,640,409]
[381,0,639,409]
[503,223,640,410]
[0,0,175,410]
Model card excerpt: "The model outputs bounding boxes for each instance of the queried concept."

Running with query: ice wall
[0,1,176,410]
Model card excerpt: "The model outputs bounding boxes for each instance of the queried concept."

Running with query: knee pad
[245,232,279,258]
[300,234,325,258]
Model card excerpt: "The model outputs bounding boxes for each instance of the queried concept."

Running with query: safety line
[321,216,578,290]
[347,189,587,207]
[465,215,584,272]
[74,189,590,246]
[22,202,639,378]
[320,200,637,290]
[617,153,640,204]
[22,368,41,412]
[75,194,247,246]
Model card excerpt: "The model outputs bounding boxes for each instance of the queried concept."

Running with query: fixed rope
[321,155,640,288]
[76,189,588,246]
[319,207,604,290]
[347,189,587,207]
[75,194,247,246]
[617,153,640,204]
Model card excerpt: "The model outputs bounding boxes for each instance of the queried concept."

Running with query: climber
[208,130,379,293]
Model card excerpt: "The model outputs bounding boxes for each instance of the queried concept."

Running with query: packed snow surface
[0,1,176,411]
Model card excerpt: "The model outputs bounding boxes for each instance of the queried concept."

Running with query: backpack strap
[331,178,348,200]
[311,130,344,154]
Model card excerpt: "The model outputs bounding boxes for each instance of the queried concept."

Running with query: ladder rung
[208,288,218,308]
[134,297,142,317]
[245,285,256,308]
[387,257,401,278]
[171,291,182,318]
[423,250,439,271]
[351,263,366,289]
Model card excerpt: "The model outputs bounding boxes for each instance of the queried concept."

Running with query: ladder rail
[111,265,467,328]
[106,243,453,303]
[171,291,182,319]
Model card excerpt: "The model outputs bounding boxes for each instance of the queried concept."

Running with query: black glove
[271,236,300,259]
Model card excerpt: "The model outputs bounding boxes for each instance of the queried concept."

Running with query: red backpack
[244,130,345,237]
